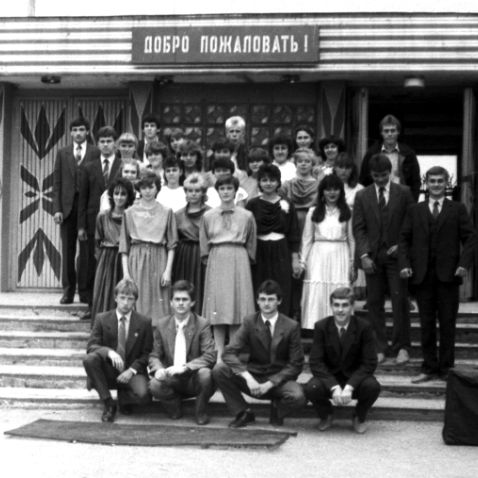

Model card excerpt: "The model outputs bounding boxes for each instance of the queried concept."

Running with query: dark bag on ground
[442,367,478,445]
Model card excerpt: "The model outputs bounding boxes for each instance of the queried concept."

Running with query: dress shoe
[317,415,333,432]
[60,295,73,304]
[269,400,285,426]
[353,416,368,434]
[196,413,210,425]
[79,295,89,304]
[101,402,117,423]
[411,373,436,384]
[228,409,255,428]
[395,349,410,365]
[377,352,386,364]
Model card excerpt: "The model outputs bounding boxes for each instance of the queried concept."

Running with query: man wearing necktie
[78,126,122,319]
[304,287,380,434]
[353,153,415,365]
[83,278,153,422]
[399,166,477,383]
[149,281,216,425]
[213,280,306,428]
[53,117,99,305]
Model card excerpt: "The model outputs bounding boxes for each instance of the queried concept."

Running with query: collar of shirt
[174,315,190,329]
[429,196,445,212]
[334,320,350,334]
[381,143,400,154]
[261,313,279,336]
[115,310,132,336]
[374,181,391,199]
[102,155,114,163]
[73,141,86,156]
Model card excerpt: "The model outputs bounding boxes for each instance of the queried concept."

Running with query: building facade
[0,13,477,296]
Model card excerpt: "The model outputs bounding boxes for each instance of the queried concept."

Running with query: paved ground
[0,407,476,478]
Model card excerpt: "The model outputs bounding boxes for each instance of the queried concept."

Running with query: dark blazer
[359,142,421,201]
[86,310,153,375]
[309,315,377,389]
[149,314,216,371]
[222,313,304,387]
[353,182,415,263]
[398,199,477,285]
[52,143,99,219]
[78,156,122,234]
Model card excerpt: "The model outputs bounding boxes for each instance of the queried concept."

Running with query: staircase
[0,294,477,421]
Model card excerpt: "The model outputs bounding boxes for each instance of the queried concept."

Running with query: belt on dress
[257,232,286,241]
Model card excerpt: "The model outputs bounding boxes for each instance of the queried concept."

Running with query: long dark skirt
[252,238,292,316]
[91,247,122,323]
[173,240,205,313]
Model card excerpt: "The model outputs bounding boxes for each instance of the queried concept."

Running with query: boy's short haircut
[329,286,355,305]
[369,153,392,173]
[69,117,90,131]
[425,165,450,182]
[379,114,401,132]
[141,113,160,129]
[117,132,138,147]
[225,116,246,131]
[114,278,139,300]
[212,157,235,174]
[171,280,196,302]
[257,279,283,301]
[96,126,118,141]
[214,175,239,192]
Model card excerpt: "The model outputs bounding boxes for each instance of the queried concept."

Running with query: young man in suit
[148,280,216,425]
[353,153,415,364]
[78,126,122,319]
[83,278,153,422]
[304,287,380,434]
[399,166,477,382]
[137,113,161,164]
[53,117,99,304]
[359,114,421,201]
[213,280,306,428]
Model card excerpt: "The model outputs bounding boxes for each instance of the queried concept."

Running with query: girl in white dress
[300,174,355,329]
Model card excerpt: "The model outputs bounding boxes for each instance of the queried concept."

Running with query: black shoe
[438,371,449,381]
[119,404,133,415]
[79,295,90,304]
[60,295,73,304]
[269,400,285,426]
[411,373,436,384]
[196,413,210,425]
[101,402,117,423]
[229,409,255,428]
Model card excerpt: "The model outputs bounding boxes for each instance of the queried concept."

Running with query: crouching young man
[213,280,306,428]
[149,280,216,425]
[83,278,153,422]
[304,287,380,434]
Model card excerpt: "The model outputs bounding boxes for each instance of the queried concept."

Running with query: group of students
[84,277,379,434]
[55,111,477,428]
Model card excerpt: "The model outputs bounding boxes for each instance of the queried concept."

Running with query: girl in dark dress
[173,173,210,312]
[246,164,301,316]
[91,177,135,323]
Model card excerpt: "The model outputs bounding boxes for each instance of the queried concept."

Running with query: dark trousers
[83,352,150,405]
[212,362,306,416]
[149,368,215,416]
[365,249,410,354]
[304,376,380,422]
[81,232,97,305]
[414,268,459,375]
[60,195,89,300]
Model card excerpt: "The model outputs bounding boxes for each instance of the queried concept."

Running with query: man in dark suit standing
[78,126,122,318]
[53,117,99,304]
[213,280,306,428]
[83,278,153,422]
[304,287,380,434]
[353,153,415,364]
[359,114,421,201]
[149,280,216,425]
[399,166,477,382]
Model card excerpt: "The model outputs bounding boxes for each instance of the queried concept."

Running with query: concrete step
[0,387,445,421]
[0,315,90,332]
[0,365,450,398]
[0,331,89,349]
[0,348,85,366]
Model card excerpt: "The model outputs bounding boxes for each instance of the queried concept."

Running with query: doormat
[4,419,296,449]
